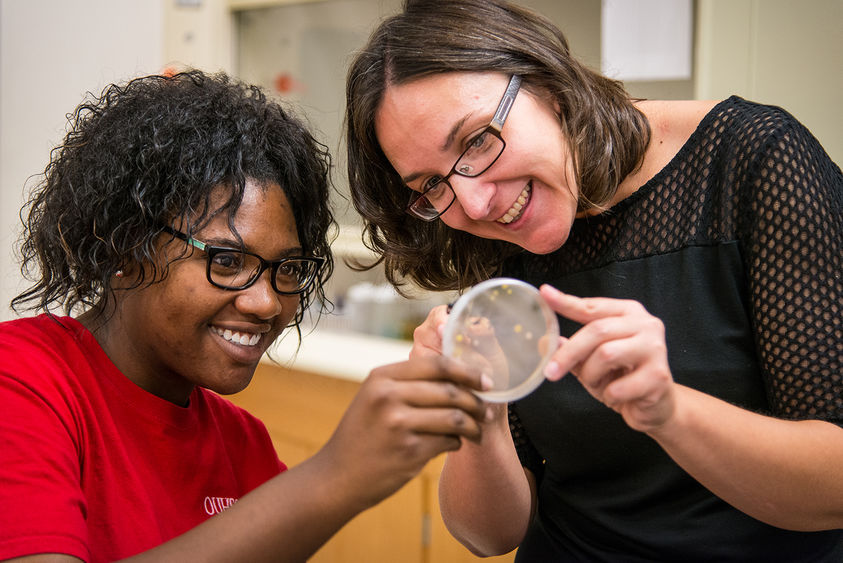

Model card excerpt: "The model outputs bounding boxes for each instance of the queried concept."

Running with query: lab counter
[262,328,413,382]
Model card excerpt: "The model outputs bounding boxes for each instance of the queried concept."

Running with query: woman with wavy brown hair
[345,0,843,560]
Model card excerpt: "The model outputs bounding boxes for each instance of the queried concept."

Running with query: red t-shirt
[0,315,286,562]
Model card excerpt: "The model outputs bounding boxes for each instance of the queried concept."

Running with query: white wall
[0,0,165,321]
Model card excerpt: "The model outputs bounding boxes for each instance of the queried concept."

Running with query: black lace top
[502,96,842,561]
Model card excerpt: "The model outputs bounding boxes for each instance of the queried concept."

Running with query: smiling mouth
[211,326,262,347]
[496,183,532,224]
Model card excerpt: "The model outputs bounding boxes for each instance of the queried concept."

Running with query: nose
[449,175,495,221]
[235,271,285,320]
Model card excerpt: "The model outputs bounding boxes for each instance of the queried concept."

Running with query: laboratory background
[0,1,840,561]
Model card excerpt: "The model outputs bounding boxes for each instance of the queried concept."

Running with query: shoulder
[0,317,93,447]
[709,95,797,123]
[656,96,831,172]
[641,96,803,142]
[714,97,841,183]
[0,315,97,400]
[0,314,95,363]
[0,314,54,338]
[0,314,81,359]
[699,96,819,153]
[638,99,721,133]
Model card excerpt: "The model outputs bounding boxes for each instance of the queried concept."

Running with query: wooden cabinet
[228,362,516,563]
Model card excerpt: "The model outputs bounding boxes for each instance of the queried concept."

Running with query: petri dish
[442,278,559,402]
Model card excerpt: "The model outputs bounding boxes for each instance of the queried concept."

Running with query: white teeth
[212,326,261,347]
[497,184,532,224]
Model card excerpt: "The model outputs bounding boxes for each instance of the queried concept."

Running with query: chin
[518,233,568,254]
[520,233,568,255]
[208,370,256,396]
[540,216,576,253]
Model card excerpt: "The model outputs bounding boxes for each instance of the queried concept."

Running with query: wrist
[302,445,374,516]
[644,384,694,444]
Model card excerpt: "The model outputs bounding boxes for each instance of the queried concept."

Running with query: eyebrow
[441,114,471,153]
[198,234,305,259]
[400,112,473,185]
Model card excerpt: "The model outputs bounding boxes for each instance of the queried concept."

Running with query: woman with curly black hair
[0,70,489,562]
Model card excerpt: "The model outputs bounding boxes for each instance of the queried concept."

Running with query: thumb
[543,336,570,381]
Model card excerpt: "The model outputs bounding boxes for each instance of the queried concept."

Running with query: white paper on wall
[601,0,693,81]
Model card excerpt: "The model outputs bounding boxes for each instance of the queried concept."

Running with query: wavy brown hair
[346,0,650,292]
[14,70,336,334]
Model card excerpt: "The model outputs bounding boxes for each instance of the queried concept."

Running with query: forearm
[649,384,843,531]
[439,409,533,556]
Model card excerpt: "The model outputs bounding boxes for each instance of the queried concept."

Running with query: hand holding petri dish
[442,278,559,402]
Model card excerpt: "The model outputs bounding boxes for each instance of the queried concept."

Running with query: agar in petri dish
[442,278,559,402]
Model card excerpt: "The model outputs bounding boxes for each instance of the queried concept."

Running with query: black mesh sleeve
[739,111,842,422]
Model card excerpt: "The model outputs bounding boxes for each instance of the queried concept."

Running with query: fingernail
[480,373,494,391]
[544,361,562,380]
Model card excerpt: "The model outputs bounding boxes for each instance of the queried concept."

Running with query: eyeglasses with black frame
[406,74,522,221]
[162,226,324,295]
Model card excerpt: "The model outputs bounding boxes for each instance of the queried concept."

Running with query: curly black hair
[13,69,336,331]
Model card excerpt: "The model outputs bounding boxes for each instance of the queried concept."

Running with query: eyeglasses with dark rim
[162,226,324,295]
[406,74,523,222]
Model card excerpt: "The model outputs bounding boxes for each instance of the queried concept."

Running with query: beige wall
[696,0,842,163]
[0,0,165,321]
[0,0,230,322]
[164,0,235,74]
